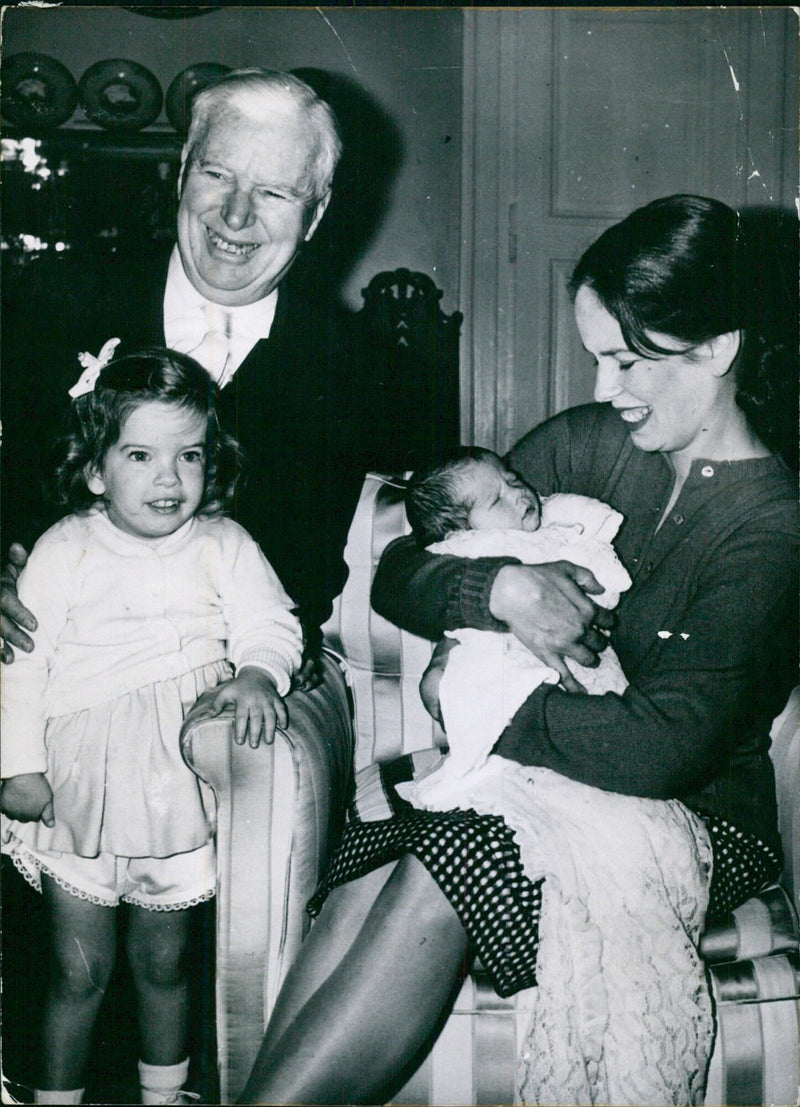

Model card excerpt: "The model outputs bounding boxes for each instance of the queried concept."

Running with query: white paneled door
[460,8,797,452]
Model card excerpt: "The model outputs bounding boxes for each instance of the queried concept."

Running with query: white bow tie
[185,329,235,386]
[169,310,234,386]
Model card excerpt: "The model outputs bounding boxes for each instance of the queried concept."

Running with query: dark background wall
[1,6,464,312]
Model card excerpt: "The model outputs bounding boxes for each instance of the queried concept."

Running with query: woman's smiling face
[574,284,724,463]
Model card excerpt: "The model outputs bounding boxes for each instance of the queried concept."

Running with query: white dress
[1,511,302,865]
[400,494,714,1105]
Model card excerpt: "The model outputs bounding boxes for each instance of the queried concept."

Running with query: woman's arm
[372,405,618,679]
[372,538,612,688]
[371,536,514,638]
[493,521,798,799]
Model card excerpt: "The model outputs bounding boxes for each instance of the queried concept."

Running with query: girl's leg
[238,854,471,1106]
[39,875,117,1090]
[125,904,193,1066]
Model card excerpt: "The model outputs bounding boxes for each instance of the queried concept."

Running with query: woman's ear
[704,330,742,377]
[85,467,106,496]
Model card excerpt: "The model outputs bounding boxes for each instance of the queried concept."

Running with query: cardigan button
[701,464,715,478]
[673,513,685,525]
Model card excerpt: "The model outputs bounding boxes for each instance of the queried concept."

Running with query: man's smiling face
[177,98,329,306]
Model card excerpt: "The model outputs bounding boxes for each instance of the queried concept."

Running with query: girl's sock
[34,1091,84,1105]
[138,1058,191,1105]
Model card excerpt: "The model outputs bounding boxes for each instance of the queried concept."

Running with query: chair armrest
[700,884,800,964]
[180,652,353,1102]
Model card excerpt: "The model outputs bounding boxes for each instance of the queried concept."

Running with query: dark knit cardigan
[373,403,799,856]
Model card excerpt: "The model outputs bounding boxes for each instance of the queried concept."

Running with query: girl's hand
[206,668,288,748]
[0,773,54,826]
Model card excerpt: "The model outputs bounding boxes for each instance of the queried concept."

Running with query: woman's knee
[390,855,466,940]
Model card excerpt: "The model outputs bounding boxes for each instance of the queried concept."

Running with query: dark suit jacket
[2,245,388,648]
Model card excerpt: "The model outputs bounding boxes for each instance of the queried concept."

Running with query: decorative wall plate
[78,59,163,131]
[165,63,231,134]
[2,53,79,128]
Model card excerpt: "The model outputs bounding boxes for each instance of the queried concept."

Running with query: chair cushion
[180,654,353,1102]
[770,685,800,910]
[704,953,800,1107]
[323,473,446,769]
[700,883,799,963]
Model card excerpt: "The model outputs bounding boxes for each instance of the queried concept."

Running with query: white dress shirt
[163,247,278,385]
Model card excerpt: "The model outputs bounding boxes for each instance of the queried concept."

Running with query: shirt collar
[163,246,278,343]
[89,506,198,554]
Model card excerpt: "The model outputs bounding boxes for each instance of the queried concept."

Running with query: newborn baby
[401,447,630,808]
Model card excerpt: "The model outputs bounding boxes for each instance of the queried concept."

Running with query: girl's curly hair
[51,347,243,516]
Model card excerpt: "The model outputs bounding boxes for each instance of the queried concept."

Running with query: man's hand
[0,773,54,826]
[490,561,614,693]
[419,637,458,725]
[1,544,36,664]
[292,654,324,693]
[205,668,288,748]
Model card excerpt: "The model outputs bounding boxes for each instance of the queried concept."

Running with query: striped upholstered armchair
[181,473,799,1105]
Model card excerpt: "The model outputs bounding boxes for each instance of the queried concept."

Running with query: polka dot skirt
[308,759,782,998]
[309,804,544,998]
[697,809,783,923]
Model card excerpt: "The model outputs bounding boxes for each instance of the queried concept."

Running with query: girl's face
[87,401,207,540]
[462,455,542,532]
[574,285,736,468]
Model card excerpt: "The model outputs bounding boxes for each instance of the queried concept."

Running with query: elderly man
[1,66,395,1105]
[2,68,371,673]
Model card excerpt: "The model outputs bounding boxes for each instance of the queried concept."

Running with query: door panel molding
[460,8,797,451]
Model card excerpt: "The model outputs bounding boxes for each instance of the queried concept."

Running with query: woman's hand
[490,561,614,693]
[0,773,54,826]
[1,544,37,664]
[205,667,288,748]
[419,638,458,725]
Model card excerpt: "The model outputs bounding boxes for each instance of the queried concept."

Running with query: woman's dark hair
[52,348,243,515]
[406,446,498,546]
[569,194,798,468]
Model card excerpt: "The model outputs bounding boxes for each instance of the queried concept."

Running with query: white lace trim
[507,770,714,1106]
[407,759,715,1106]
[122,889,215,912]
[6,844,215,911]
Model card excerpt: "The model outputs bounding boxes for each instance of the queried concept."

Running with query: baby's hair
[52,348,242,516]
[406,446,500,546]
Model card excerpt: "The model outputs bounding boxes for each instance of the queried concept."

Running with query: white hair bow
[68,337,122,398]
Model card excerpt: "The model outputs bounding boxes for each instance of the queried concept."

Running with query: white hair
[184,68,342,202]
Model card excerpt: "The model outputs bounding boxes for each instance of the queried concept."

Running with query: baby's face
[462,456,541,531]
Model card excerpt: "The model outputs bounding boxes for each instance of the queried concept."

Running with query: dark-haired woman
[239,196,798,1105]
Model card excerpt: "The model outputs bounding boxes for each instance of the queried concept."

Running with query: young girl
[0,346,303,1105]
